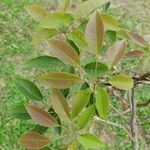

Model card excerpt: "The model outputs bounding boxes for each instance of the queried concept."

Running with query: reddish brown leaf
[125,50,144,58]
[26,104,57,127]
[20,132,50,149]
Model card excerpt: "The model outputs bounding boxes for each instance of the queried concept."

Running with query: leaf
[106,39,127,68]
[84,62,108,78]
[24,56,63,69]
[125,50,144,58]
[19,132,50,149]
[77,104,95,129]
[25,4,47,22]
[47,40,80,68]
[74,0,101,20]
[67,30,88,51]
[32,124,48,134]
[11,104,31,120]
[51,89,71,123]
[106,30,116,42]
[14,78,43,100]
[39,12,73,30]
[67,142,78,150]
[59,0,70,11]
[95,88,109,120]
[117,28,129,38]
[71,89,91,118]
[102,1,110,11]
[78,133,104,149]
[78,19,88,33]
[108,74,134,90]
[101,12,118,31]
[85,12,104,55]
[32,29,59,45]
[26,104,57,127]
[41,72,81,89]
[129,32,147,47]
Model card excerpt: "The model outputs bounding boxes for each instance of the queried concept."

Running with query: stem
[130,87,138,150]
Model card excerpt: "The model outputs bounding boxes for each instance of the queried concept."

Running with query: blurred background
[0,0,149,149]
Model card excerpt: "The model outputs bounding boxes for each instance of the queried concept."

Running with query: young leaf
[26,104,57,127]
[125,50,144,58]
[39,12,73,30]
[19,132,50,149]
[84,62,108,78]
[67,30,88,51]
[106,39,127,68]
[85,12,104,55]
[47,40,80,68]
[11,104,31,120]
[25,5,47,22]
[101,12,118,31]
[108,74,134,90]
[41,72,81,89]
[71,89,91,118]
[78,133,104,149]
[129,32,147,47]
[96,88,109,120]
[14,78,42,100]
[51,89,71,123]
[74,0,101,20]
[32,28,59,45]
[76,104,95,129]
[24,56,63,69]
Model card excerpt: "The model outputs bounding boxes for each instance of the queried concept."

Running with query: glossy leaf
[96,88,109,119]
[32,29,59,45]
[14,78,42,100]
[84,62,108,78]
[25,5,47,22]
[41,72,81,89]
[125,50,144,58]
[67,30,88,51]
[106,39,127,68]
[85,12,104,55]
[78,133,104,149]
[74,0,101,20]
[129,32,147,47]
[47,40,80,68]
[108,74,134,90]
[19,132,50,149]
[51,89,71,123]
[26,104,57,127]
[11,104,31,120]
[39,12,73,30]
[71,89,91,118]
[77,104,95,129]
[24,56,63,69]
[101,12,118,31]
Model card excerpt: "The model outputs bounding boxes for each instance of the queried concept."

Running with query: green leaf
[14,78,43,100]
[51,89,71,123]
[101,12,118,31]
[11,104,31,120]
[84,62,108,78]
[102,1,110,11]
[108,74,134,90]
[32,124,48,134]
[41,72,81,89]
[25,4,47,22]
[67,30,88,51]
[19,132,50,149]
[74,0,101,20]
[26,104,57,127]
[39,12,73,30]
[71,89,91,118]
[47,40,80,68]
[67,142,78,150]
[78,19,88,33]
[24,56,63,69]
[77,104,95,129]
[106,30,116,42]
[117,28,129,38]
[106,39,127,68]
[85,12,104,55]
[96,88,109,120]
[78,133,104,149]
[32,28,59,45]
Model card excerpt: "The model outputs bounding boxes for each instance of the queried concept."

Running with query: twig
[94,116,134,142]
[130,87,138,150]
